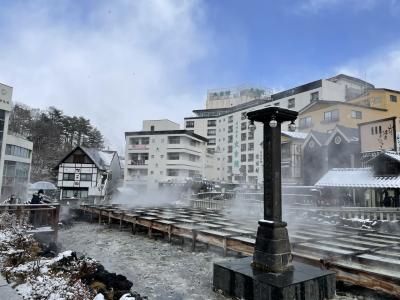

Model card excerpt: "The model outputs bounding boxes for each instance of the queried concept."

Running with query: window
[371,127,374,135]
[241,122,247,130]
[63,173,75,181]
[228,156,232,163]
[80,174,92,181]
[208,138,216,145]
[207,148,215,154]
[207,129,216,136]
[5,145,31,158]
[241,112,247,120]
[248,165,254,173]
[248,153,254,162]
[228,115,233,123]
[288,98,295,109]
[241,154,246,162]
[351,110,362,119]
[248,131,254,140]
[150,125,155,131]
[189,154,198,162]
[241,133,247,141]
[323,110,339,122]
[168,136,180,144]
[186,121,194,128]
[207,120,216,127]
[228,135,233,143]
[167,169,179,176]
[228,125,233,133]
[310,91,319,102]
[228,166,232,174]
[241,144,246,151]
[167,153,180,160]
[299,117,312,129]
[248,143,254,151]
[228,145,233,153]
[390,95,398,102]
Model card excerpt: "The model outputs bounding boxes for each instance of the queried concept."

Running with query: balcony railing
[128,144,149,150]
[128,160,148,165]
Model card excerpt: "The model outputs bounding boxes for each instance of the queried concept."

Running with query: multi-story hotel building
[184,75,372,184]
[124,119,209,190]
[0,82,34,200]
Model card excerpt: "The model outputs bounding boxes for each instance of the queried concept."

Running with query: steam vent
[213,107,336,300]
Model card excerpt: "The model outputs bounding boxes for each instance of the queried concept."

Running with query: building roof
[298,100,387,114]
[304,130,330,147]
[366,151,400,165]
[281,131,308,140]
[271,80,322,101]
[124,129,208,142]
[335,125,359,142]
[357,116,397,127]
[315,168,400,188]
[327,74,374,88]
[186,98,269,119]
[55,146,117,170]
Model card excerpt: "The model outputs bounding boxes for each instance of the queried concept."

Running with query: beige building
[298,100,387,133]
[358,117,400,163]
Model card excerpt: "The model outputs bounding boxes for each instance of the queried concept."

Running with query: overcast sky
[0,0,399,152]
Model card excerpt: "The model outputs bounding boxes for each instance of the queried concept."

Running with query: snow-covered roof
[98,151,114,166]
[281,131,307,140]
[56,146,117,171]
[315,168,400,188]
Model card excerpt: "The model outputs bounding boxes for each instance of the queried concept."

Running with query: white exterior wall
[143,119,179,131]
[125,131,207,189]
[0,83,14,197]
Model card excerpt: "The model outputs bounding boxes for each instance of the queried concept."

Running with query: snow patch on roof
[315,168,400,188]
[281,131,307,140]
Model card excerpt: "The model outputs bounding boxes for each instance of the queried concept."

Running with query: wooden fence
[0,203,60,241]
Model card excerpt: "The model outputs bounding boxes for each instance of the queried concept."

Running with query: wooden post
[192,230,197,251]
[108,212,112,227]
[53,204,60,243]
[167,225,172,242]
[132,217,137,234]
[222,237,227,257]
[148,222,153,238]
[119,214,124,231]
[98,209,102,225]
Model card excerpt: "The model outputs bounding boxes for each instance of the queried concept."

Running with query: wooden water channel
[81,204,400,297]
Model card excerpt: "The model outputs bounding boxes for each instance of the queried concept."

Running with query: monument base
[213,257,336,300]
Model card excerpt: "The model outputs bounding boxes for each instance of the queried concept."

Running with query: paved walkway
[0,271,22,299]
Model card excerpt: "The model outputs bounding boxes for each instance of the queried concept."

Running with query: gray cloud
[0,0,211,152]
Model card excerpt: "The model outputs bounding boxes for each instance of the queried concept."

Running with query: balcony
[127,160,149,167]
[128,144,149,151]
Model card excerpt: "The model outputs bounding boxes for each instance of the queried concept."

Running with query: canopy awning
[315,168,400,188]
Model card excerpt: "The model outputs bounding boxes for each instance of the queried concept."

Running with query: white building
[55,146,121,200]
[1,134,33,199]
[184,74,373,185]
[0,82,34,200]
[124,119,209,190]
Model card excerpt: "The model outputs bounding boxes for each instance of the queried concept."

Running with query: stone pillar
[247,107,297,273]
